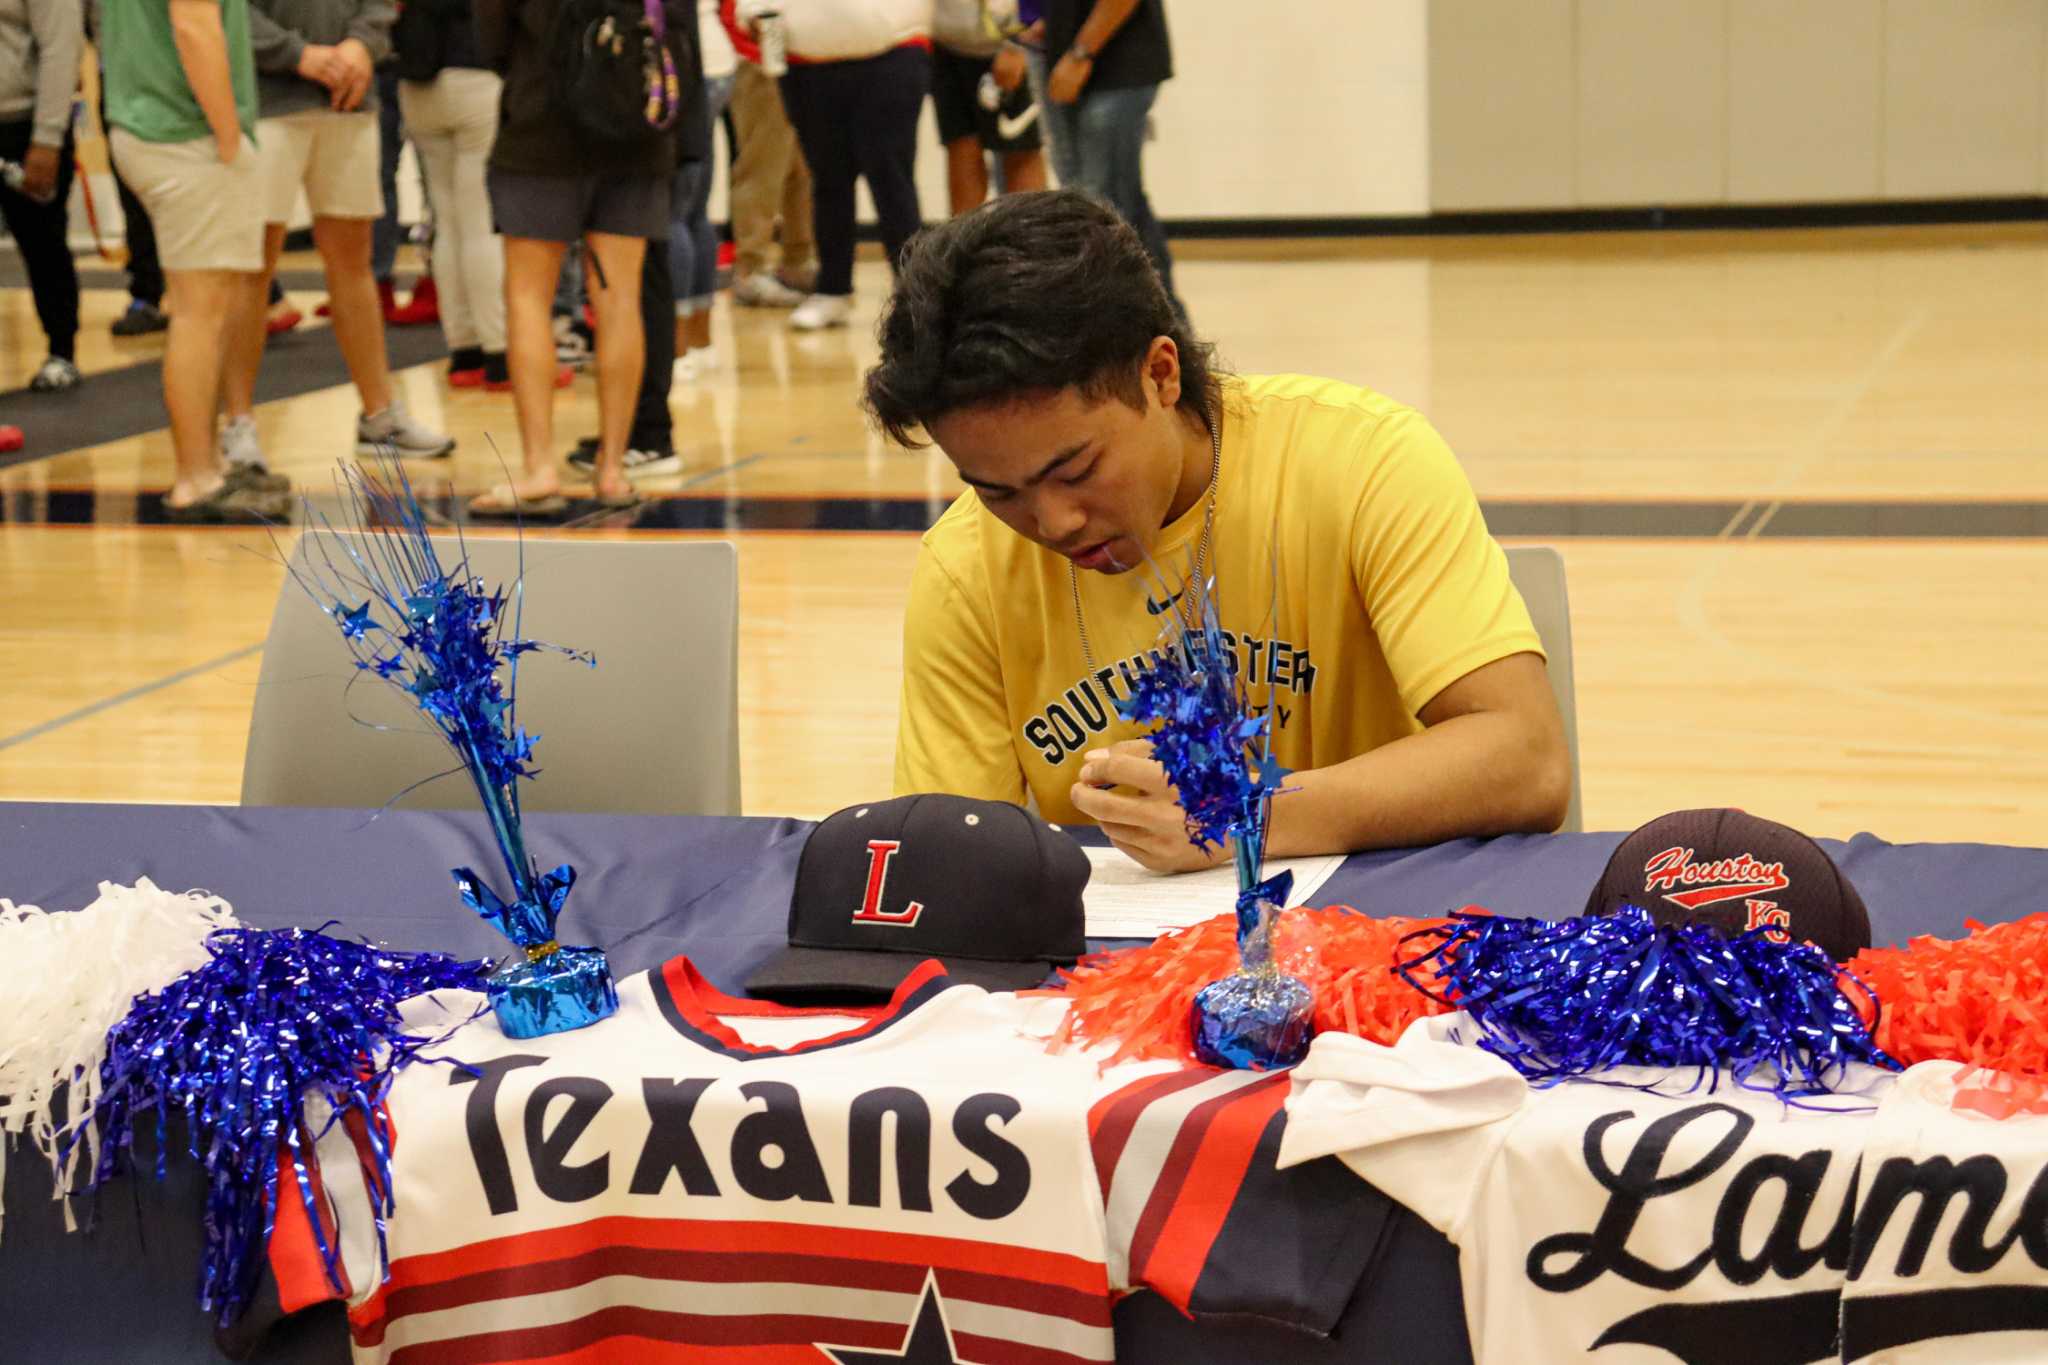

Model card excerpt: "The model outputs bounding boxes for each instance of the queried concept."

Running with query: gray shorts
[487,166,671,242]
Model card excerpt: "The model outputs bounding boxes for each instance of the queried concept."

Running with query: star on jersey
[817,1272,971,1365]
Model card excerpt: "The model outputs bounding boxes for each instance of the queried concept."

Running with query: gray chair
[242,534,741,816]
[1504,545,1583,834]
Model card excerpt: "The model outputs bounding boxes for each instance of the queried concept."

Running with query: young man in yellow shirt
[864,190,1570,871]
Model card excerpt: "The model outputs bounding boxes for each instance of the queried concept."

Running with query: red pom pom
[1049,906,1460,1066]
[1847,912,2048,1116]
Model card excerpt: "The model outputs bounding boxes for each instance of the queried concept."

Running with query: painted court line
[0,643,264,753]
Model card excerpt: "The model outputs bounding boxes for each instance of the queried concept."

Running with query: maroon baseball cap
[746,794,1090,1001]
[1584,808,1872,961]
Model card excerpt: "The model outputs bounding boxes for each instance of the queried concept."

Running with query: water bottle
[756,9,787,77]
[0,159,54,205]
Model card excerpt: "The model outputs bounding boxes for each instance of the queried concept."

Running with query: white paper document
[1081,847,1345,938]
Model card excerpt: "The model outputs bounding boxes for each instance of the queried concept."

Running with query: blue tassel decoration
[1396,905,1901,1096]
[68,926,489,1324]
[287,456,617,1037]
[1116,557,1312,1070]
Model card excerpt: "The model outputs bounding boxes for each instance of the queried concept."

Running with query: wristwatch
[1069,39,1096,62]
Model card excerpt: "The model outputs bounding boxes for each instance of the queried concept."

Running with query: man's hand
[1046,49,1091,105]
[331,37,374,109]
[19,143,60,202]
[991,42,1028,93]
[1068,739,1228,873]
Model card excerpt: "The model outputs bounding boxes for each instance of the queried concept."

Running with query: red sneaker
[448,367,487,388]
[266,301,303,335]
[717,240,735,270]
[0,424,23,453]
[390,276,440,326]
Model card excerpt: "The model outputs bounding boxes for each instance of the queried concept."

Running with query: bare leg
[163,267,250,505]
[585,230,645,502]
[221,224,287,421]
[313,215,395,414]
[1000,148,1048,194]
[684,308,712,351]
[945,137,988,216]
[501,234,569,497]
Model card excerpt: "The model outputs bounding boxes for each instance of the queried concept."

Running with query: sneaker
[162,477,291,523]
[29,356,80,392]
[224,459,292,495]
[219,416,290,491]
[111,299,168,336]
[266,299,303,336]
[553,314,593,367]
[733,272,805,308]
[389,276,440,326]
[565,443,680,477]
[356,400,456,460]
[789,294,852,331]
[673,352,698,384]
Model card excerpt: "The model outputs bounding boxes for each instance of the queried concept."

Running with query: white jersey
[1282,1017,1900,1365]
[1841,1061,2048,1364]
[269,957,1378,1363]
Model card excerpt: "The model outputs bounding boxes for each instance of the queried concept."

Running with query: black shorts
[487,166,672,243]
[931,45,1043,154]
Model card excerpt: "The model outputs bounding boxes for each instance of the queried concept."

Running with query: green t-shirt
[102,0,260,144]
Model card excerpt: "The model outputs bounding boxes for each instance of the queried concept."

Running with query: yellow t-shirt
[893,374,1542,824]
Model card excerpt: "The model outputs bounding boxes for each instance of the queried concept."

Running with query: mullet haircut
[862,190,1219,447]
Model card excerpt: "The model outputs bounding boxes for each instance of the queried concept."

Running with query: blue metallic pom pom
[1398,904,1900,1097]
[72,926,490,1323]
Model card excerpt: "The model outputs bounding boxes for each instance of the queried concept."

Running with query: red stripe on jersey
[350,1216,1109,1339]
[1122,1072,1277,1309]
[366,1246,1110,1335]
[269,1134,349,1313]
[1085,1070,1219,1202]
[1131,1075,1288,1311]
[381,1307,1104,1365]
[655,956,948,1052]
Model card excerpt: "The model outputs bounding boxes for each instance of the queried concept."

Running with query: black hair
[862,189,1221,448]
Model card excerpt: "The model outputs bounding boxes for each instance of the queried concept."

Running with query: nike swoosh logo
[996,105,1039,140]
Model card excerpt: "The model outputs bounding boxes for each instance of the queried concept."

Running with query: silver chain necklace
[1069,408,1223,677]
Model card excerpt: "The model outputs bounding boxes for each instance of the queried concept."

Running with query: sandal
[467,485,569,520]
[593,484,642,509]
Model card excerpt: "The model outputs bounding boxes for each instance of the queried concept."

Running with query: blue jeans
[1031,67,1177,305]
[668,72,735,313]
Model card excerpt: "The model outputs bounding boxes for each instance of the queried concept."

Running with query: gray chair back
[241,534,740,816]
[1505,545,1582,834]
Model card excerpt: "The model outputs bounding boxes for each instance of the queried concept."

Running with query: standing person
[218,0,455,467]
[735,0,931,332]
[0,0,84,391]
[665,0,732,379]
[101,0,289,516]
[468,0,696,517]
[1001,0,1177,308]
[392,0,503,384]
[87,0,171,336]
[931,0,1044,215]
[722,14,812,308]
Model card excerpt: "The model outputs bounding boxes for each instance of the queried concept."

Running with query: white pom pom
[0,879,240,1239]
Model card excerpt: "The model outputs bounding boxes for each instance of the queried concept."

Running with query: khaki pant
[727,59,815,280]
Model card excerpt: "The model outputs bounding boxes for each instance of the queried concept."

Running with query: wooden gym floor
[2,224,2045,845]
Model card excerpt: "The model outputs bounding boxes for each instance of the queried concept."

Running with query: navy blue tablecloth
[3,801,2042,1365]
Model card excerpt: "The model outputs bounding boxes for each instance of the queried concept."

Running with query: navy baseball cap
[746,794,1091,1000]
[1585,808,1872,961]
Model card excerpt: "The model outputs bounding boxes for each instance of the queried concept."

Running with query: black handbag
[548,0,684,147]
